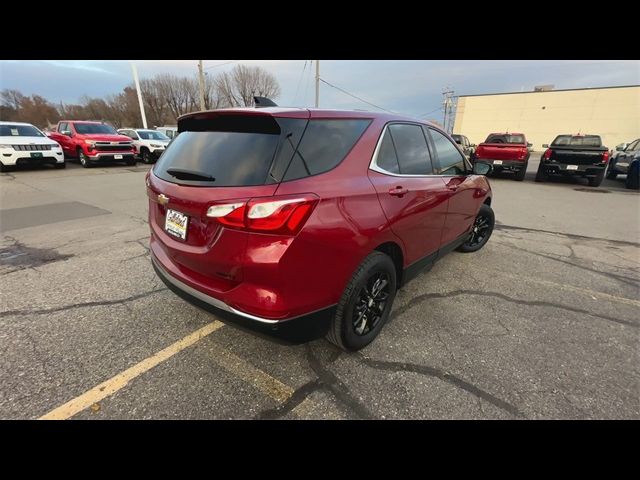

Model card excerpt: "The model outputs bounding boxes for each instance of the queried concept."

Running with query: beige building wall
[453,86,640,151]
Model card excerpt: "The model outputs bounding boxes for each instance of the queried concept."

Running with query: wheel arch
[374,241,404,287]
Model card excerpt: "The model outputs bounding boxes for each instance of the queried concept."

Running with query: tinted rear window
[154,129,280,186]
[282,119,371,181]
[551,135,602,147]
[484,134,525,144]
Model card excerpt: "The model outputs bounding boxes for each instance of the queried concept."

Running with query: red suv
[147,108,494,351]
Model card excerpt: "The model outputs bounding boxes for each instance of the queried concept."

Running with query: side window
[374,129,400,174]
[387,123,433,175]
[628,139,640,151]
[130,131,139,140]
[429,129,467,176]
[283,119,371,181]
[58,122,68,133]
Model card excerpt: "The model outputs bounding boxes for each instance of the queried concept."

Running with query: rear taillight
[602,151,609,163]
[520,146,528,159]
[543,148,552,160]
[207,194,319,235]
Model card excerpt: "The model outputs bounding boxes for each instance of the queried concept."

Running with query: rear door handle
[388,186,409,197]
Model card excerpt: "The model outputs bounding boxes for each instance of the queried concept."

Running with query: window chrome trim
[369,122,442,178]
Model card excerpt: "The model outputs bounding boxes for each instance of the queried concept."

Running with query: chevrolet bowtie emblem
[157,194,169,205]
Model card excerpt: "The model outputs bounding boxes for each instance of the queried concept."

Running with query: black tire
[625,161,640,190]
[126,157,136,166]
[587,170,604,187]
[606,166,617,180]
[78,150,92,168]
[535,163,547,182]
[326,251,397,352]
[141,149,154,164]
[457,204,495,253]
[0,163,10,173]
[514,163,527,181]
[54,162,66,169]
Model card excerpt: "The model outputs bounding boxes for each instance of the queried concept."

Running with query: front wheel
[626,161,640,190]
[142,149,154,164]
[326,251,397,352]
[457,204,495,253]
[606,167,617,180]
[54,162,66,169]
[78,150,92,168]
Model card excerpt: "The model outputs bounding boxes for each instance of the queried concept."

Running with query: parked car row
[455,130,639,189]
[0,120,173,171]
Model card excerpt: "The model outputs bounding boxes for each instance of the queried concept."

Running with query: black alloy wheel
[352,272,391,336]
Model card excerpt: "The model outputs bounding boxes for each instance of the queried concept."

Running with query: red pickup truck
[47,120,136,168]
[473,132,531,181]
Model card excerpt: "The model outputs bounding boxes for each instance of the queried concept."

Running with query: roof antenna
[254,96,278,108]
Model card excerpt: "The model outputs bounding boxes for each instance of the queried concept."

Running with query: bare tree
[215,65,280,107]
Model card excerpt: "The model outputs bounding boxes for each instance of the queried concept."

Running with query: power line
[291,60,308,105]
[204,61,236,71]
[418,106,443,118]
[319,78,396,114]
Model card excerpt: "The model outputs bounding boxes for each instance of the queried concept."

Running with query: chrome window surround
[369,122,471,178]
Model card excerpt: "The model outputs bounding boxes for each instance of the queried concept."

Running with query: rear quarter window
[282,119,371,181]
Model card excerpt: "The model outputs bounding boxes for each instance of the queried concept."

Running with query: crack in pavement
[357,354,524,418]
[257,379,323,419]
[0,288,167,318]
[391,289,638,328]
[304,344,375,419]
[494,224,640,248]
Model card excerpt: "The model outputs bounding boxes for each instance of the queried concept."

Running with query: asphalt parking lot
[1,154,638,419]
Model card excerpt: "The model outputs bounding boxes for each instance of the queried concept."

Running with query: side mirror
[473,162,492,176]
[542,144,549,148]
[470,143,476,148]
[527,142,533,147]
[616,143,627,151]
[61,130,72,137]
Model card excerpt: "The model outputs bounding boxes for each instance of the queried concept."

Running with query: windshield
[0,124,44,137]
[138,130,170,141]
[551,135,602,147]
[73,123,118,135]
[485,134,525,144]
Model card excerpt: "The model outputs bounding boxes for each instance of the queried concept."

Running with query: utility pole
[315,60,320,108]
[442,88,454,133]
[130,61,147,129]
[198,60,206,111]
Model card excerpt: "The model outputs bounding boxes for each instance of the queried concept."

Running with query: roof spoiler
[254,96,278,107]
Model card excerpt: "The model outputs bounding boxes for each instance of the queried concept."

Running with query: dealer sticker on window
[165,209,188,240]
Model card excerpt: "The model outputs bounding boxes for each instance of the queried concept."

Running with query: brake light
[206,194,319,235]
[543,148,552,160]
[602,151,609,163]
[520,146,528,159]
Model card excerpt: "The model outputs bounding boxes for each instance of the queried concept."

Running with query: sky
[1,60,638,121]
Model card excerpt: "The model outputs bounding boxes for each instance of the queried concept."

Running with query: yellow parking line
[39,321,224,420]
[205,340,294,403]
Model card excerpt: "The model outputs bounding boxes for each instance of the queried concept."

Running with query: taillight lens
[206,194,319,235]
[602,151,609,163]
[543,148,552,160]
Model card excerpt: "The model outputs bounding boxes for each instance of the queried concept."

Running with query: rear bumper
[476,159,527,171]
[540,162,606,176]
[152,252,334,341]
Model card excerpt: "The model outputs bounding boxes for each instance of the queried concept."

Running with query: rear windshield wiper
[166,168,216,181]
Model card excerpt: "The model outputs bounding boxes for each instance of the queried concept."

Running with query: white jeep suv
[0,121,65,172]
[117,128,171,164]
